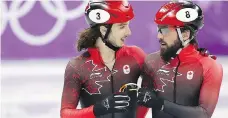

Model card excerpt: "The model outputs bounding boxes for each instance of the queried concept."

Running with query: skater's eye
[120,25,125,29]
[157,26,170,35]
[160,28,170,35]
[118,23,128,29]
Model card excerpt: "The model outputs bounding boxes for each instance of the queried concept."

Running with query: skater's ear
[100,26,107,37]
[182,30,191,41]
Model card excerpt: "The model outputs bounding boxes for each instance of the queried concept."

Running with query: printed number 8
[96,12,101,20]
[185,11,190,18]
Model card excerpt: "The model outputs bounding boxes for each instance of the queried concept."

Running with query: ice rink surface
[1,56,228,118]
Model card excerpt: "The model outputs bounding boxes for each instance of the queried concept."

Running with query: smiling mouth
[159,39,166,45]
[159,41,166,46]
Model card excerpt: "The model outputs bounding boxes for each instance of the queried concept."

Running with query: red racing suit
[137,44,223,118]
[61,45,145,118]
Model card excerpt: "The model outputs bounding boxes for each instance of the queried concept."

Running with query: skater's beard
[160,39,182,62]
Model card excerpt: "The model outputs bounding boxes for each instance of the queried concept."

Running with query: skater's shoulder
[69,51,90,65]
[146,51,160,60]
[124,45,145,53]
[123,45,146,58]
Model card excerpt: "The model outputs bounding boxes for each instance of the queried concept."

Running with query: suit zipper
[102,54,117,118]
[174,55,181,103]
[111,53,117,118]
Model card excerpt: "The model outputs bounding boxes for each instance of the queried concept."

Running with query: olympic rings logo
[1,0,88,46]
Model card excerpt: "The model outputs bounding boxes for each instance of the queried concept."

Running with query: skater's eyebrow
[157,25,168,28]
[118,23,128,26]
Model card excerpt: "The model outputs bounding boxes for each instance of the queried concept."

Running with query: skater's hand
[137,88,164,110]
[93,92,130,116]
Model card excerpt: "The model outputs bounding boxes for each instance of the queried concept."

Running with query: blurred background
[1,1,227,118]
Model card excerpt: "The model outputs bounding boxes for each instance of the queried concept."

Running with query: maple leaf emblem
[154,63,182,92]
[82,60,118,95]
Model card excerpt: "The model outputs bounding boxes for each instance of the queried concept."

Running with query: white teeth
[159,42,165,45]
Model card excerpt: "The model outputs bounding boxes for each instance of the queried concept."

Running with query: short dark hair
[180,26,199,47]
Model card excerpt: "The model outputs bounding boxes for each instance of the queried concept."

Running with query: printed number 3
[96,12,101,20]
[185,11,190,18]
